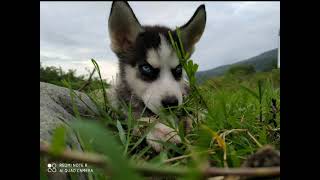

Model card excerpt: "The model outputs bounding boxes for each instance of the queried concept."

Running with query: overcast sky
[40,1,280,81]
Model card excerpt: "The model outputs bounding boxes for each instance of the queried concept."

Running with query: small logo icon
[47,163,57,172]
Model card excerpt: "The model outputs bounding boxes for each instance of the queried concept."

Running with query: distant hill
[196,49,278,83]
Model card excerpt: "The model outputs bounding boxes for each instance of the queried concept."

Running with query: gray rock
[40,82,98,141]
[40,82,99,145]
[40,82,100,180]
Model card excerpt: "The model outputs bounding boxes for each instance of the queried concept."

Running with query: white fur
[146,49,160,68]
[142,65,183,113]
[158,35,179,68]
[146,35,179,69]
[124,35,185,114]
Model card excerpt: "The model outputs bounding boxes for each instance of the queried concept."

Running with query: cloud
[40,1,280,78]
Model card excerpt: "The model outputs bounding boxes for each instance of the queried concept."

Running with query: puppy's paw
[146,123,181,152]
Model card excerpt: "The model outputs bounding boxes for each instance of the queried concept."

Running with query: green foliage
[204,69,280,91]
[91,59,109,111]
[71,120,142,180]
[41,63,280,179]
[40,62,109,92]
[168,28,208,111]
[40,157,49,180]
[49,125,67,156]
[168,29,198,86]
[227,64,256,76]
[40,31,280,179]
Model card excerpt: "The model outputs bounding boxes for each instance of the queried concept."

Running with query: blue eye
[139,64,160,81]
[142,65,151,73]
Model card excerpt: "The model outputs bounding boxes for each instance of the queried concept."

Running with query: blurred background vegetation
[40,62,109,92]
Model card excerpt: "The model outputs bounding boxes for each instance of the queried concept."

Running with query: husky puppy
[107,1,206,152]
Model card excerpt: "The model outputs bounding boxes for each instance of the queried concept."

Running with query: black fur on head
[117,25,179,81]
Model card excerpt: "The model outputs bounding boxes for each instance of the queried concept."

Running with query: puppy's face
[108,1,206,114]
[125,30,185,114]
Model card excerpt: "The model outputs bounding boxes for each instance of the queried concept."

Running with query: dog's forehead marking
[158,35,172,60]
[146,34,179,68]
[146,49,160,68]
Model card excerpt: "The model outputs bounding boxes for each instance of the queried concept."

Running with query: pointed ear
[108,1,143,53]
[179,4,206,54]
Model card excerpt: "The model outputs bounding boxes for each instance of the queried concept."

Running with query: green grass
[42,66,280,180]
[40,30,280,179]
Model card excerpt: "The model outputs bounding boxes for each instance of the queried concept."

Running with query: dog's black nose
[161,96,179,108]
